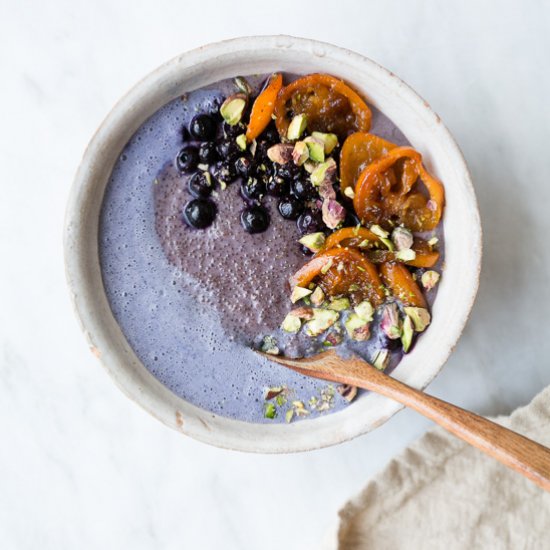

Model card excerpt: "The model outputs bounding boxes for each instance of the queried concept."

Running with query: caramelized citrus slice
[323,226,380,250]
[379,262,427,308]
[274,74,371,140]
[245,73,283,142]
[353,147,445,232]
[340,133,396,194]
[289,247,384,306]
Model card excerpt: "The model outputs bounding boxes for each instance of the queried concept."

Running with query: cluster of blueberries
[176,110,346,245]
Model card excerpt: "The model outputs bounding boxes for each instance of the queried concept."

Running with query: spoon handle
[285,353,550,491]
[341,356,550,491]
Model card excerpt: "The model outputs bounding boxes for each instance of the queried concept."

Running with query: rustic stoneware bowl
[64,35,482,452]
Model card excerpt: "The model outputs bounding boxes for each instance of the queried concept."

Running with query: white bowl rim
[64,35,482,453]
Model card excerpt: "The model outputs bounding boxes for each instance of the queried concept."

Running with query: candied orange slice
[289,247,384,306]
[379,262,427,308]
[340,133,397,194]
[353,147,445,232]
[322,226,439,268]
[245,73,283,142]
[273,74,371,140]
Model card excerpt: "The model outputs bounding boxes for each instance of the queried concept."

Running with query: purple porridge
[99,73,444,423]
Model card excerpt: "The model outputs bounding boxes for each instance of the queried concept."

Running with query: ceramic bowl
[64,35,482,452]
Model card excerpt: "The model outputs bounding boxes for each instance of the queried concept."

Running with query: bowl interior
[64,35,481,452]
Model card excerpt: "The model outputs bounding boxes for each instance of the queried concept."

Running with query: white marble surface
[2,1,550,548]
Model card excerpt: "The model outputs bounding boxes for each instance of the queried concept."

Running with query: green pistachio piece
[236,134,247,151]
[292,141,309,165]
[303,160,317,173]
[310,158,337,186]
[401,315,414,352]
[264,402,277,419]
[260,335,279,355]
[354,300,374,322]
[320,258,333,275]
[343,187,355,199]
[310,131,339,154]
[285,409,295,423]
[305,309,339,337]
[298,232,326,253]
[428,236,439,247]
[310,286,325,306]
[403,307,431,332]
[421,270,440,290]
[328,297,350,311]
[304,137,325,163]
[287,114,308,140]
[220,94,247,125]
[281,313,302,333]
[373,349,390,371]
[290,286,313,304]
[344,313,371,341]
[234,76,252,96]
[370,224,389,239]
[380,237,395,251]
[395,248,416,262]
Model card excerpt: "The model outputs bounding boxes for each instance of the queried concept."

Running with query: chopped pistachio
[310,131,339,154]
[285,409,295,423]
[234,76,252,95]
[395,248,416,262]
[320,258,333,275]
[324,330,343,346]
[305,309,339,337]
[354,300,374,322]
[291,306,314,320]
[298,232,326,253]
[401,315,414,352]
[292,400,310,416]
[428,236,439,248]
[304,136,325,163]
[370,224,389,239]
[310,286,326,306]
[358,239,370,248]
[267,143,294,164]
[287,114,307,140]
[275,394,287,407]
[380,303,402,339]
[281,313,302,333]
[260,336,279,355]
[391,226,414,251]
[197,163,209,172]
[403,307,431,332]
[236,134,247,151]
[348,283,360,292]
[292,141,309,165]
[337,384,358,402]
[328,297,350,311]
[264,402,277,419]
[380,237,395,251]
[265,387,284,400]
[421,270,440,290]
[303,160,317,173]
[310,158,337,186]
[290,286,312,303]
[373,349,390,371]
[343,187,355,199]
[249,139,257,157]
[220,94,247,125]
[344,313,371,341]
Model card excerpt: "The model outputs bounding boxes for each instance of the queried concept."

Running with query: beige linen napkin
[332,387,550,549]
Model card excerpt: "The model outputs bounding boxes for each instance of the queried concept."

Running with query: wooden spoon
[261,349,550,491]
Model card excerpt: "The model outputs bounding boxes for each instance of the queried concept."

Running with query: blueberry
[259,123,279,144]
[198,142,218,164]
[241,205,270,234]
[188,172,213,198]
[344,211,361,227]
[297,210,323,234]
[241,177,266,201]
[216,139,241,161]
[300,244,314,256]
[235,156,253,179]
[182,199,216,229]
[266,174,290,197]
[189,114,216,141]
[291,177,317,200]
[223,121,246,138]
[274,162,298,181]
[181,126,190,142]
[278,197,303,220]
[212,161,237,185]
[176,145,199,173]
